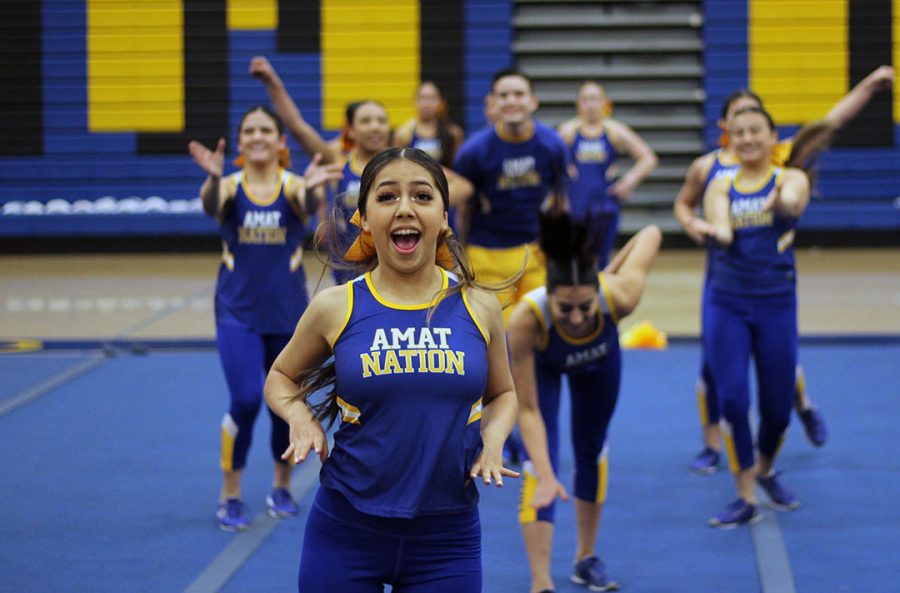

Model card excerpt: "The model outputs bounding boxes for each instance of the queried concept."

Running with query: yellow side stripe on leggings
[720,420,741,474]
[596,453,609,504]
[696,378,710,426]
[518,462,538,524]
[220,413,238,472]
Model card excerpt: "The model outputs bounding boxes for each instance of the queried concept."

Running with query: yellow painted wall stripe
[322,0,419,129]
[228,0,277,30]
[87,0,184,132]
[749,0,848,125]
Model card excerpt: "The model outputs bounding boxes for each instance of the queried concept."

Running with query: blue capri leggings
[521,351,621,523]
[704,290,797,471]
[298,487,482,593]
[216,322,291,471]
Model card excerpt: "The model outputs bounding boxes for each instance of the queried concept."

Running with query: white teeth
[392,229,419,236]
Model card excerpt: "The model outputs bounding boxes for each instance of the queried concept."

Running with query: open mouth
[391,229,421,254]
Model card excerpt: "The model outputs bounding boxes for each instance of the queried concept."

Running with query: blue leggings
[216,322,291,471]
[524,353,621,523]
[698,277,720,424]
[298,487,482,593]
[704,290,797,471]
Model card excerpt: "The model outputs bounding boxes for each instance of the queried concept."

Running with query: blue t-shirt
[453,121,568,248]
[323,270,489,517]
[215,169,309,334]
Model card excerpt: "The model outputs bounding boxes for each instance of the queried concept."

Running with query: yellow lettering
[383,350,402,374]
[416,349,428,372]
[427,349,446,373]
[360,352,381,377]
[398,349,417,373]
[445,350,465,375]
[238,227,287,244]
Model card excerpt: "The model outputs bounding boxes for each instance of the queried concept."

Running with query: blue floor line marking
[751,487,797,593]
[183,456,322,593]
[0,355,108,419]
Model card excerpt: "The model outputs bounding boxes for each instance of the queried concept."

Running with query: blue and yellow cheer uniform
[453,121,568,314]
[517,274,622,524]
[327,155,364,284]
[695,149,741,428]
[298,270,489,593]
[568,127,619,266]
[216,169,310,473]
[704,166,798,472]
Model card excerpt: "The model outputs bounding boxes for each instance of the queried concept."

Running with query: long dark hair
[539,199,600,292]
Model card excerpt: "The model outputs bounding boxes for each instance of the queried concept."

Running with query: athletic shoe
[217,498,249,531]
[689,447,720,474]
[570,556,620,592]
[266,488,299,518]
[756,472,800,510]
[708,498,761,529]
[798,406,828,447]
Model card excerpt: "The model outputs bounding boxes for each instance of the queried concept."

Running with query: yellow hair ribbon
[343,209,456,271]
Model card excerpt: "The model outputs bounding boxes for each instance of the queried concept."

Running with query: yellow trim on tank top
[523,295,549,351]
[329,281,356,350]
[364,268,449,310]
[732,166,779,194]
[551,309,605,346]
[461,288,490,346]
[716,149,740,167]
[598,272,619,324]
[575,121,610,142]
[240,168,285,207]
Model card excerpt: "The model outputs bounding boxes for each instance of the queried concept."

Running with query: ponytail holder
[343,209,456,271]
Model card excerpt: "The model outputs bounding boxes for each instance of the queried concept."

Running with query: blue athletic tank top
[411,129,443,163]
[702,150,740,281]
[453,121,568,248]
[522,274,620,376]
[568,128,618,218]
[704,149,740,191]
[323,270,490,517]
[330,156,363,223]
[215,170,309,334]
[710,167,797,297]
